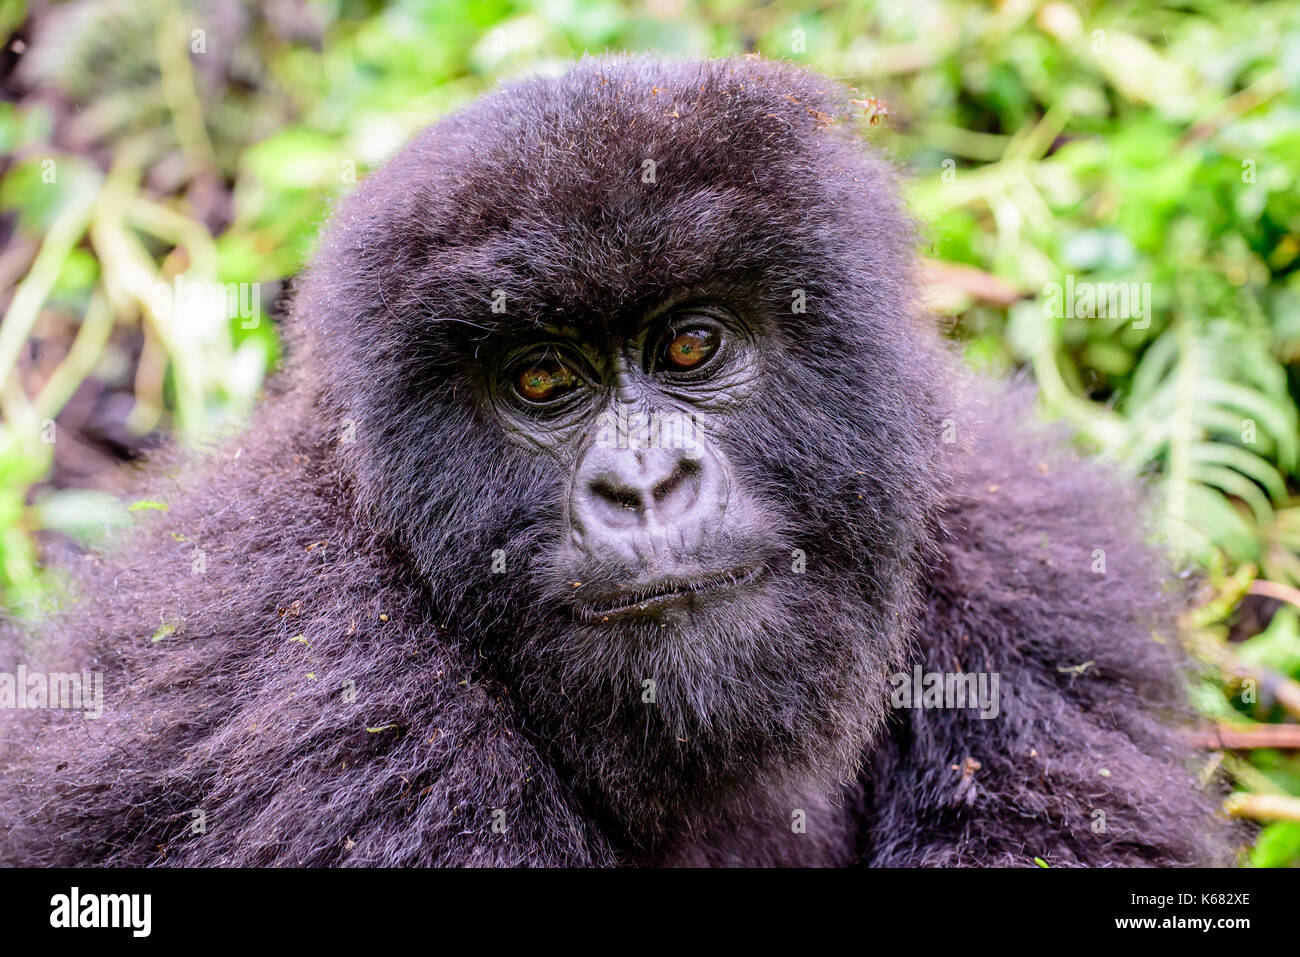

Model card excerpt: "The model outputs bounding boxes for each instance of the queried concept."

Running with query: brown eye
[515,359,578,403]
[663,328,719,370]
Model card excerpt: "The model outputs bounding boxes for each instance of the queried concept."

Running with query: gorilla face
[491,297,772,626]
[482,292,908,840]
[299,57,949,841]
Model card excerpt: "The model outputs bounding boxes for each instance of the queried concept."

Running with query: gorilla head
[295,56,947,839]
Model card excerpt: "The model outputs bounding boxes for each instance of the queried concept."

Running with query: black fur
[0,56,1232,867]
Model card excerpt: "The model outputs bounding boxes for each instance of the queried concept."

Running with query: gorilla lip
[575,564,767,622]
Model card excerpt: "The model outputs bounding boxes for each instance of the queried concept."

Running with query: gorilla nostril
[591,479,642,511]
[652,458,702,518]
[587,478,646,528]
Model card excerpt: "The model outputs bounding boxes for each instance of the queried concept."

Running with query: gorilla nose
[590,454,703,526]
[571,443,724,563]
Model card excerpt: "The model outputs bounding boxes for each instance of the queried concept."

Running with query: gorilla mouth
[575,564,767,623]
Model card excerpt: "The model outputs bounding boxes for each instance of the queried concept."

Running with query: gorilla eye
[662,328,720,371]
[514,358,579,404]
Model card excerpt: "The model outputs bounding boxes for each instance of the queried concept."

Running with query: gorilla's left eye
[661,327,720,371]
[513,358,579,404]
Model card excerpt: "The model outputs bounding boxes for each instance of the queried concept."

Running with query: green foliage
[1251,820,1300,868]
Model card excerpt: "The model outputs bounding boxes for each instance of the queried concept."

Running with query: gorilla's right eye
[513,357,579,404]
[663,328,720,370]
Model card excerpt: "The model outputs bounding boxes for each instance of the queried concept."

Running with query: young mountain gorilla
[0,56,1232,866]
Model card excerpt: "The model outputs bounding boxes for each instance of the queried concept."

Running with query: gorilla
[0,56,1233,867]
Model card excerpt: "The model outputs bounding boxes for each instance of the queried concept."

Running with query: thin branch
[1225,792,1300,823]
[1248,579,1300,611]
[0,190,97,425]
[1189,724,1300,750]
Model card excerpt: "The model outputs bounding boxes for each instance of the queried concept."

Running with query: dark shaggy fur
[0,56,1232,867]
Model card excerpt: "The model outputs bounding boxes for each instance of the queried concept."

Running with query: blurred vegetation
[1,0,1299,864]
